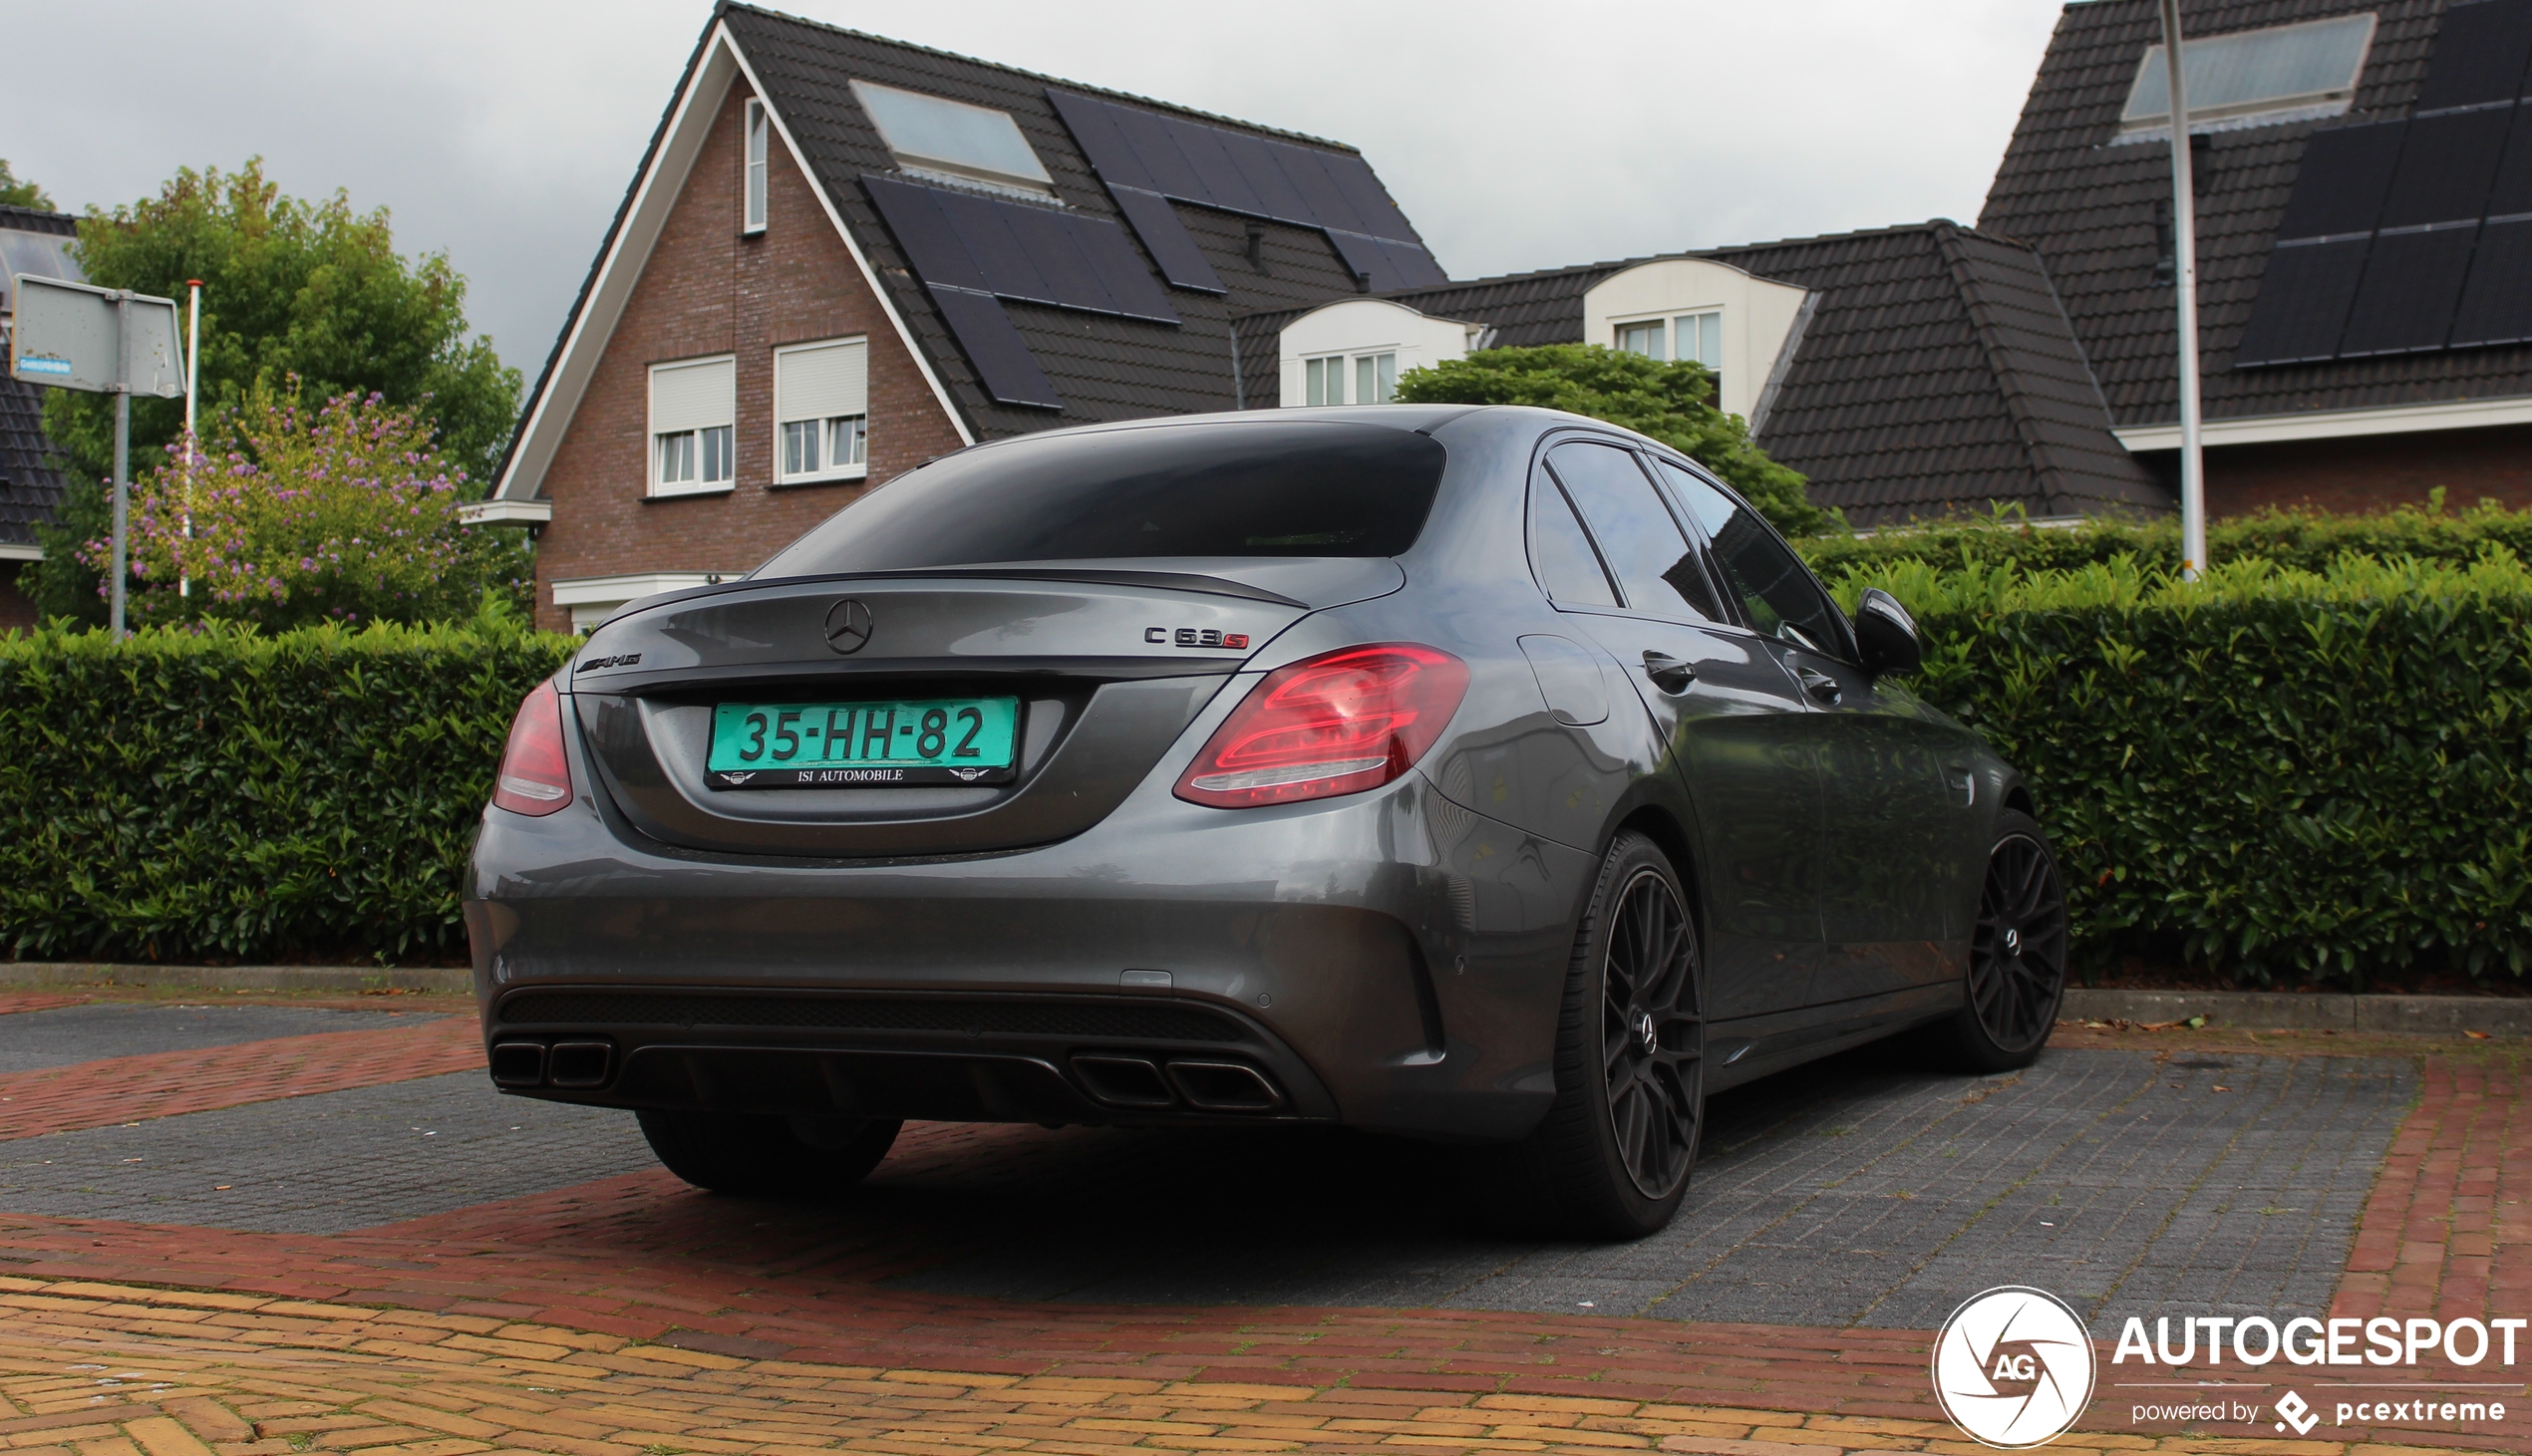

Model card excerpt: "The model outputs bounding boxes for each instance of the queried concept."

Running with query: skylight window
[2119,13,2374,138]
[850,80,1055,196]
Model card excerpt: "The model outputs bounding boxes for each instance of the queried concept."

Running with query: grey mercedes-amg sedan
[466,405,2066,1237]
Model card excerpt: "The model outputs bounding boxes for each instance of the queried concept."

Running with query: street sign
[6,275,189,638]
[8,275,184,397]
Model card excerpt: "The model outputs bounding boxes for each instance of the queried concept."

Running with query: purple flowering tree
[89,387,518,629]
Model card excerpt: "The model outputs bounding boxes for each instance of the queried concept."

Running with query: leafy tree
[92,387,527,630]
[27,160,522,622]
[0,159,51,210]
[1394,344,1836,537]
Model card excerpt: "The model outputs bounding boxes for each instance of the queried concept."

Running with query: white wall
[1277,298,1476,407]
[1582,259,1810,422]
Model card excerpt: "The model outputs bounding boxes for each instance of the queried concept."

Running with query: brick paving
[0,1006,2521,1452]
[0,1279,2491,1456]
[0,1019,480,1141]
[0,994,93,1019]
[0,1005,443,1076]
[2335,1054,2527,1326]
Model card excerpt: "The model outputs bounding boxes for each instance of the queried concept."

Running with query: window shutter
[651,358,735,435]
[778,339,868,423]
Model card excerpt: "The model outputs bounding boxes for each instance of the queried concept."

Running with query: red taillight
[1174,643,1468,808]
[492,680,573,816]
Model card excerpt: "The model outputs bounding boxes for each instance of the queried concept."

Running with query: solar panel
[2450,215,2532,344]
[2233,237,2372,365]
[2377,108,2513,227]
[1105,187,1224,293]
[1047,88,1447,294]
[2274,120,2407,239]
[2484,105,2532,216]
[927,285,1062,409]
[863,175,1177,324]
[2415,0,2532,112]
[2339,223,2481,355]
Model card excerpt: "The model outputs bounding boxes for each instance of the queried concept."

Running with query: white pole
[181,280,199,601]
[2161,0,2208,579]
[111,294,131,641]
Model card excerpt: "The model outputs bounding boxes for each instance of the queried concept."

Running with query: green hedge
[0,616,573,963]
[1798,498,2532,578]
[1828,553,2532,984]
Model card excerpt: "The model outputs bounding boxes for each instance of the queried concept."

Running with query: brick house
[0,203,81,630]
[1981,0,2532,516]
[486,4,1447,631]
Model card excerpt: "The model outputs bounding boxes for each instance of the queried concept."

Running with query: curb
[2061,987,2532,1034]
[0,963,473,995]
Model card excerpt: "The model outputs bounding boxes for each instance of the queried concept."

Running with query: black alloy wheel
[637,1109,902,1196]
[1602,865,1705,1199]
[1490,830,1706,1239]
[1941,808,2067,1071]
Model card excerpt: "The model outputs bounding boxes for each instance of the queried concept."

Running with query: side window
[1654,459,1848,657]
[1528,472,1620,608]
[1546,442,1724,623]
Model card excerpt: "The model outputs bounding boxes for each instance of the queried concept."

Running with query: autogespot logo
[1932,1286,2099,1448]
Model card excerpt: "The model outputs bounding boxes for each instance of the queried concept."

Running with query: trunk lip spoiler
[606,566,1310,622]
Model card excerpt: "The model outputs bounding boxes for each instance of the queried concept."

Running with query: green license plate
[707,697,1021,788]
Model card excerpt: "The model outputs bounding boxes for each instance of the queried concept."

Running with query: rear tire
[1493,830,1706,1240]
[1933,808,2068,1072]
[636,1110,901,1196]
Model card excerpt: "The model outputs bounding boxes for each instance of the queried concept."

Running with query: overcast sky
[12,1,2066,383]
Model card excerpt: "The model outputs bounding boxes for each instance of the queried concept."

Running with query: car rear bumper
[464,769,1596,1141]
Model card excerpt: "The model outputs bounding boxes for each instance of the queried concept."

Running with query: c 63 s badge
[1146,627,1250,649]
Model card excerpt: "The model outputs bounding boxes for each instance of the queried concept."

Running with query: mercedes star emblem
[824,599,874,655]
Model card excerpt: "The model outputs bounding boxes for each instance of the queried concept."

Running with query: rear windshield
[758,420,1446,575]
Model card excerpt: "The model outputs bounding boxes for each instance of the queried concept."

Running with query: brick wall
[529,84,968,632]
[2197,424,2532,517]
[0,561,33,631]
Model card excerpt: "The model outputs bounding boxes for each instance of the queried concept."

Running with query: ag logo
[1931,1286,2096,1448]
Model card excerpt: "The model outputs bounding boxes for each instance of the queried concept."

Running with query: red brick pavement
[0,992,92,1017]
[0,1015,481,1140]
[2337,1054,2532,1326]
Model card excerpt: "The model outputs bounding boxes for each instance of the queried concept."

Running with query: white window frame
[744,98,770,234]
[1615,319,1667,360]
[773,337,872,487]
[649,354,738,499]
[1304,349,1398,406]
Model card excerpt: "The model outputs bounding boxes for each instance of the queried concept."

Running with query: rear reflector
[1174,643,1467,808]
[492,680,573,816]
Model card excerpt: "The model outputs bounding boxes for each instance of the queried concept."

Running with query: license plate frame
[705,696,1022,788]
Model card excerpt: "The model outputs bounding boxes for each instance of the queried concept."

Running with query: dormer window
[744,99,770,233]
[850,80,1054,198]
[2119,13,2374,139]
[1615,311,1724,395]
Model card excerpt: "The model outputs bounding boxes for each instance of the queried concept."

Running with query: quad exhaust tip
[1071,1053,1283,1112]
[489,1039,613,1090]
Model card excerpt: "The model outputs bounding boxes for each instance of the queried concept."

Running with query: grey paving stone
[0,1003,447,1074]
[881,1045,2413,1329]
[0,1071,652,1233]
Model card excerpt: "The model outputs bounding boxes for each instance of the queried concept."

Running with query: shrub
[0,608,573,964]
[79,388,528,630]
[1798,494,2532,578]
[1394,344,1834,536]
[1831,551,2532,985]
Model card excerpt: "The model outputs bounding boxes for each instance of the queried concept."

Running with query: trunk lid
[568,560,1400,857]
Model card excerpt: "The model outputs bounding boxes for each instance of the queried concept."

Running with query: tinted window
[1655,460,1847,656]
[1547,442,1723,622]
[1529,475,1619,607]
[759,422,1446,575]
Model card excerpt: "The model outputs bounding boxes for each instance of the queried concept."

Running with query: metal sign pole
[111,293,132,640]
[182,280,200,602]
[2161,0,2208,580]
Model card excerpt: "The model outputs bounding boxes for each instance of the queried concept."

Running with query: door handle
[1796,667,1841,705]
[1641,651,1697,695]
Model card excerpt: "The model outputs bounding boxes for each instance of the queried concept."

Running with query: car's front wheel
[1934,808,2068,1071]
[1497,830,1706,1240]
[636,1109,901,1196]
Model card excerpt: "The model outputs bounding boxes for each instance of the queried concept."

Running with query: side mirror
[1853,588,1922,677]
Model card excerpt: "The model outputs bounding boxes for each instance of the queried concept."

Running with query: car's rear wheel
[1497,830,1705,1240]
[1935,808,2068,1071]
[636,1109,901,1195]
